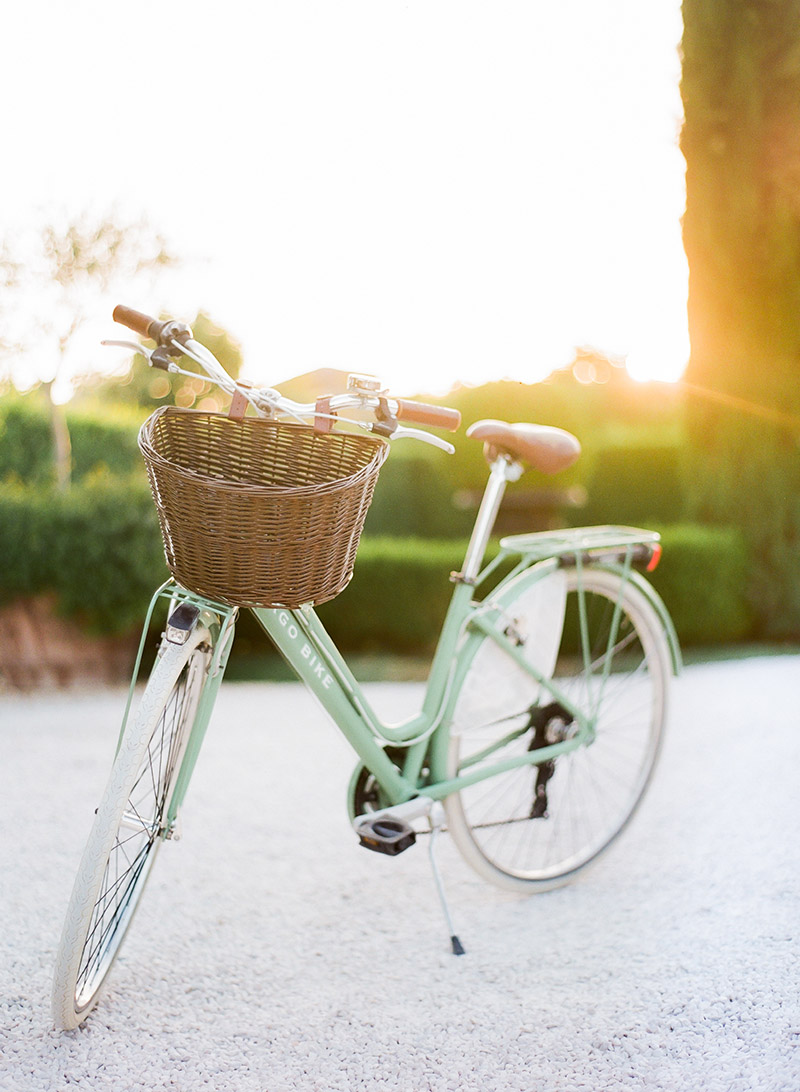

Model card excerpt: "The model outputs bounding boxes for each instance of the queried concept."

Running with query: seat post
[460,456,522,583]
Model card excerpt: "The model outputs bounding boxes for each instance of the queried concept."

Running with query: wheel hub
[526,702,574,819]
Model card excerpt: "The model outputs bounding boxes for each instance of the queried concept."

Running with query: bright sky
[2,0,688,399]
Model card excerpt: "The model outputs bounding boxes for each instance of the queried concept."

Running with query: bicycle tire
[52,625,212,1029]
[444,566,670,892]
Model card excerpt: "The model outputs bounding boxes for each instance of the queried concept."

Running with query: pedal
[356,816,416,856]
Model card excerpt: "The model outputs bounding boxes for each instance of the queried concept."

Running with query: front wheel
[444,566,671,892]
[52,625,212,1029]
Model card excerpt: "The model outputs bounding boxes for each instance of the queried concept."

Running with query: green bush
[363,456,472,538]
[649,524,753,646]
[0,481,51,598]
[317,524,754,654]
[0,397,55,485]
[0,393,144,486]
[0,463,753,655]
[317,538,469,652]
[685,412,800,638]
[0,474,167,633]
[69,406,144,481]
[49,475,168,632]
[577,444,689,527]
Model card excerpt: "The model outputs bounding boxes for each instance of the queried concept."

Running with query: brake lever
[102,339,181,374]
[387,424,455,454]
[101,339,153,359]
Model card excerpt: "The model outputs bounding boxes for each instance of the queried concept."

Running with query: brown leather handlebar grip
[112,305,165,341]
[395,399,461,432]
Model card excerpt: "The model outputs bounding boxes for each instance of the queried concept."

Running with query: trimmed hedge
[0,394,144,486]
[317,538,468,652]
[316,524,753,653]
[68,407,144,481]
[577,444,689,527]
[0,475,167,634]
[0,397,57,486]
[0,472,753,653]
[363,456,473,539]
[648,524,753,646]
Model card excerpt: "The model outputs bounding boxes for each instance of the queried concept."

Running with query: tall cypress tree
[681,0,800,636]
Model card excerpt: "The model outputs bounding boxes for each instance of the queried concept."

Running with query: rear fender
[486,555,681,675]
[583,562,682,675]
[450,555,681,719]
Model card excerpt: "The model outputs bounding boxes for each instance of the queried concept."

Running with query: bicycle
[52,305,681,1029]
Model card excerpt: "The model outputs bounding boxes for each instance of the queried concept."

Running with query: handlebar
[112,305,166,341]
[395,399,461,433]
[110,304,461,452]
[112,305,192,348]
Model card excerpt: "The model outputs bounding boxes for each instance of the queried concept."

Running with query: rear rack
[499,525,661,562]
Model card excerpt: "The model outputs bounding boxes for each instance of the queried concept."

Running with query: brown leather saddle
[467,419,581,475]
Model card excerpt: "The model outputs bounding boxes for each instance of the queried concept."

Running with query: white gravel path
[1,656,799,1091]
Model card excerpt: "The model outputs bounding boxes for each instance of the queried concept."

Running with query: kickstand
[428,804,465,956]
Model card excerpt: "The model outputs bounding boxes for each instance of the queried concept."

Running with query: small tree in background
[0,213,177,491]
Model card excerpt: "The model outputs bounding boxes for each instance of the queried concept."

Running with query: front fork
[164,604,237,835]
[117,581,238,837]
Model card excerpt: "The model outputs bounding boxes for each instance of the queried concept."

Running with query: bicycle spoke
[447,569,668,889]
[59,639,210,1019]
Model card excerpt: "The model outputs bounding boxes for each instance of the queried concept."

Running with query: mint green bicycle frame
[121,524,680,838]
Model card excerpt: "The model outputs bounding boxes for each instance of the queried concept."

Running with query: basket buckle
[228,389,249,419]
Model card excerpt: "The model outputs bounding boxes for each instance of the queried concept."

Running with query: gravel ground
[1,656,799,1091]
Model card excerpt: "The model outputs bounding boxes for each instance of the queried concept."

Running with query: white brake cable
[174,338,267,417]
[175,337,235,389]
[102,338,454,451]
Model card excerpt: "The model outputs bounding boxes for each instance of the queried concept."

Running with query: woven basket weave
[139,407,388,608]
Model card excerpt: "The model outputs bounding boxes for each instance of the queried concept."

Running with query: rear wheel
[52,626,212,1029]
[444,566,670,891]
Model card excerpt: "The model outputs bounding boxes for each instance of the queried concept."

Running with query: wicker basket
[139,407,388,608]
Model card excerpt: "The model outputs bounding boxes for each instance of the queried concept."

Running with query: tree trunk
[41,380,72,492]
[680,0,800,636]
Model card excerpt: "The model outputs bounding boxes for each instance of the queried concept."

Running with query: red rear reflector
[646,543,663,572]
